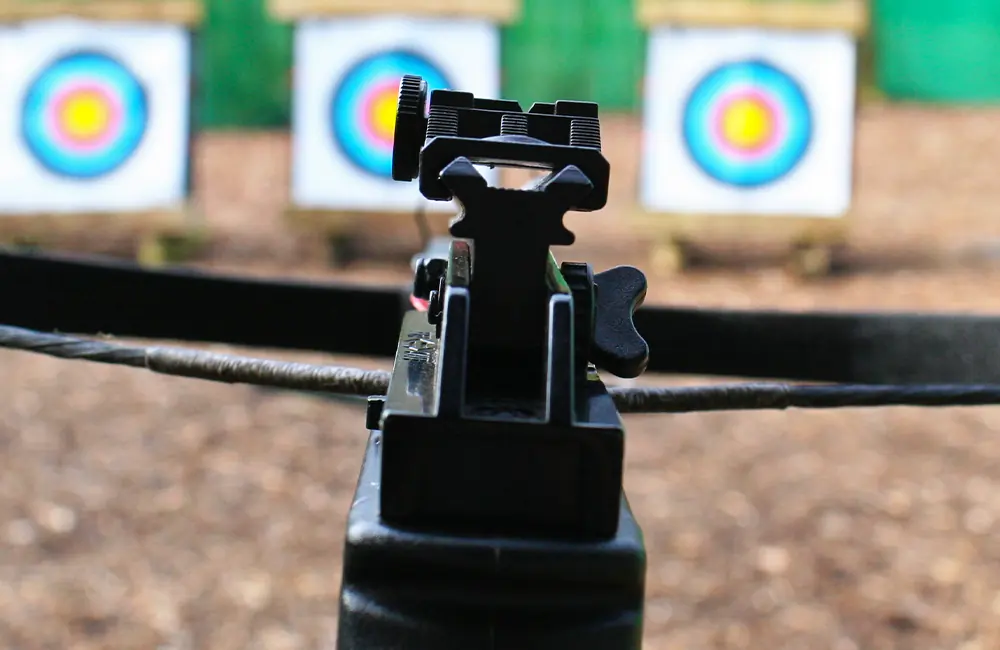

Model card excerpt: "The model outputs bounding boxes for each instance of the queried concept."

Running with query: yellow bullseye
[722,98,773,150]
[371,90,398,141]
[61,91,111,140]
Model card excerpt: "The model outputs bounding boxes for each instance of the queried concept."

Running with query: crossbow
[5,76,1000,648]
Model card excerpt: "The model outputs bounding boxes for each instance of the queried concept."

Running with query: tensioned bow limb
[5,246,1000,385]
[0,247,407,358]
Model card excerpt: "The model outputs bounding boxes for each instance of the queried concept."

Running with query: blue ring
[21,51,148,180]
[331,50,451,178]
[682,60,812,188]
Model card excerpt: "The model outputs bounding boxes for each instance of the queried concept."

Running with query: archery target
[683,60,812,188]
[0,18,190,214]
[291,15,500,213]
[331,50,452,179]
[640,28,856,217]
[21,51,148,180]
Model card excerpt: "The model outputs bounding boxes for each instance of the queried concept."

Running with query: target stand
[269,0,519,267]
[635,0,868,277]
[0,0,203,265]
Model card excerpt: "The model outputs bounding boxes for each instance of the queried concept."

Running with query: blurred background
[6,0,1000,648]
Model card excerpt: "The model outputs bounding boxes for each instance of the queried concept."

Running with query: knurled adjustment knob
[392,75,428,182]
[591,266,649,379]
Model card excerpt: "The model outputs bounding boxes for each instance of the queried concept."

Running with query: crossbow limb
[5,245,1000,384]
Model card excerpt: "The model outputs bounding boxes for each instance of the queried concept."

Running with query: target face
[683,60,812,188]
[21,50,148,180]
[331,50,451,178]
[291,15,500,212]
[639,27,857,217]
[0,19,190,214]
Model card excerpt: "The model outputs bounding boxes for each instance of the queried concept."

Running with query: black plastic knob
[413,257,447,300]
[591,266,649,379]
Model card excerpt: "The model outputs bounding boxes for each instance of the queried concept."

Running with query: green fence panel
[195,0,292,129]
[502,0,645,111]
[501,0,590,107]
[873,0,1000,102]
[585,0,645,111]
[194,0,646,129]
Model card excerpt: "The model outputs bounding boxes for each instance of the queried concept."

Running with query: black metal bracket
[393,77,611,211]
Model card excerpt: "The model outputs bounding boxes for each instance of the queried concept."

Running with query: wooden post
[0,0,202,24]
[636,0,868,33]
[269,0,520,22]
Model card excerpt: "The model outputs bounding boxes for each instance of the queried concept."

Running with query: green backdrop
[192,0,887,129]
[872,0,1000,102]
[194,0,645,129]
[500,0,645,111]
[195,0,293,129]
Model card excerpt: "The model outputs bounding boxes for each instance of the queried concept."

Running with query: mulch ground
[5,105,1000,650]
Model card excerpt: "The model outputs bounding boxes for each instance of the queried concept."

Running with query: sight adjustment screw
[569,118,602,151]
[500,113,529,136]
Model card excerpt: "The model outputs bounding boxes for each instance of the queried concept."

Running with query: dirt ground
[7,105,1000,650]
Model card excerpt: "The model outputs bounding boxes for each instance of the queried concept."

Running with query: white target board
[640,27,857,218]
[0,17,191,214]
[291,15,501,213]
